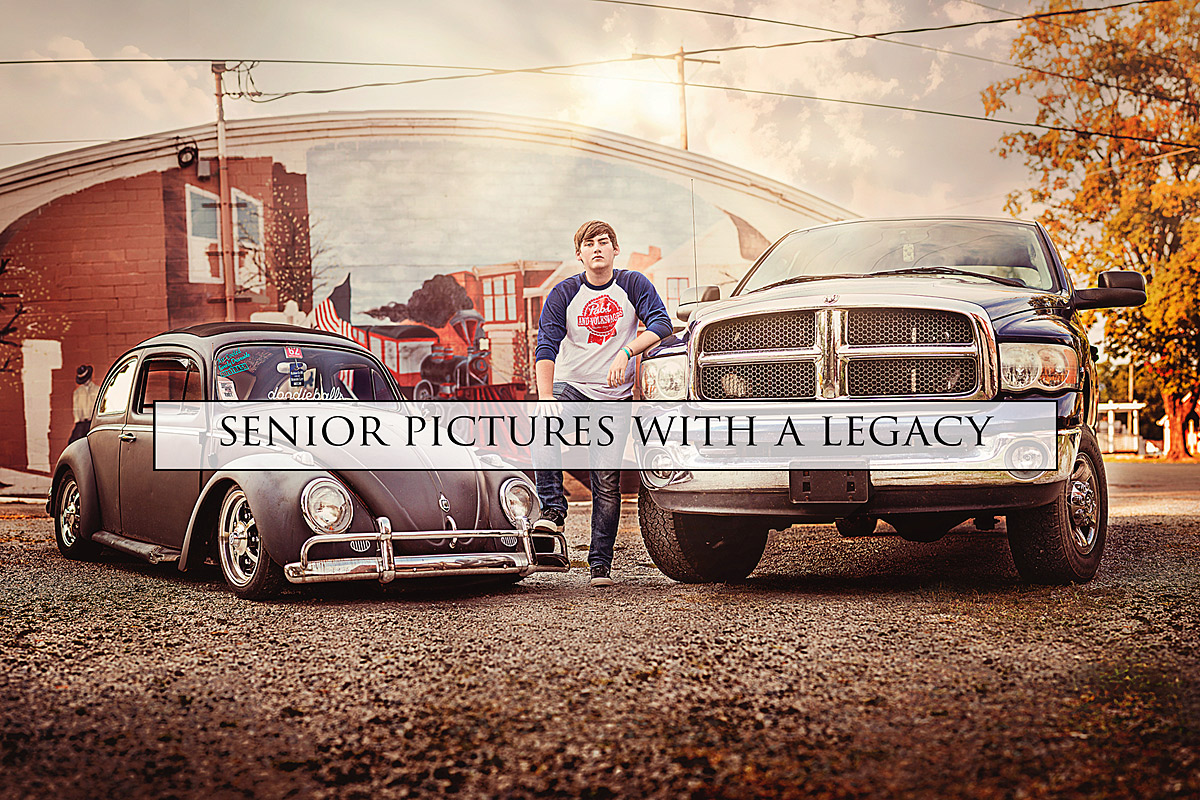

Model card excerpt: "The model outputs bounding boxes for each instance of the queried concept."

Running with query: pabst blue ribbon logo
[578,295,624,345]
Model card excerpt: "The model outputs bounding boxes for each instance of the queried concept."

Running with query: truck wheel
[1007,427,1107,584]
[638,484,767,583]
[217,486,286,600]
[54,471,98,560]
[835,516,878,537]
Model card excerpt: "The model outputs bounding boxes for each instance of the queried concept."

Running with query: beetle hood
[336,446,490,533]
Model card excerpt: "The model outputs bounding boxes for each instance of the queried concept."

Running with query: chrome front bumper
[643,428,1081,516]
[283,516,570,584]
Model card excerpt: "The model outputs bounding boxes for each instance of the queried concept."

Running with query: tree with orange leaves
[984,0,1199,458]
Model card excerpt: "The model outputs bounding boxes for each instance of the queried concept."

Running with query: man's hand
[536,397,563,420]
[607,350,631,388]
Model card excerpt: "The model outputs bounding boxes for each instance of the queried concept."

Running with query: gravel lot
[2,463,1198,799]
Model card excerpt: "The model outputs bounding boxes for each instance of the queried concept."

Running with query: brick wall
[0,159,311,472]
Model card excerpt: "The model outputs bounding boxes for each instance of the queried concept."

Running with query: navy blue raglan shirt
[535,269,673,399]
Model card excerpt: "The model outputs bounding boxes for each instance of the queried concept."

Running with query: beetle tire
[217,485,287,600]
[1007,427,1107,585]
[835,516,878,537]
[638,484,767,583]
[54,470,98,560]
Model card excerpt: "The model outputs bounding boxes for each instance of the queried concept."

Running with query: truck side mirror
[1074,270,1146,310]
[677,285,720,321]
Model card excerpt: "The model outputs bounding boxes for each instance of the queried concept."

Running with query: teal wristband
[621,346,633,359]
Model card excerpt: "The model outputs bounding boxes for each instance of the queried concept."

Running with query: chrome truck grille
[704,311,816,352]
[694,302,995,401]
[701,361,817,400]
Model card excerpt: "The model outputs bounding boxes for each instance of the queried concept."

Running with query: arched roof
[0,110,855,225]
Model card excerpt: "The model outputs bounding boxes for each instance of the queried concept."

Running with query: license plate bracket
[789,469,869,503]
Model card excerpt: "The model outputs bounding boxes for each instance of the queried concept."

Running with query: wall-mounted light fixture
[176,143,198,169]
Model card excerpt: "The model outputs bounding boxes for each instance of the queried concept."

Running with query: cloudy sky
[0,0,1045,218]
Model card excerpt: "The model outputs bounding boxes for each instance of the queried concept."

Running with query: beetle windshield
[737,220,1057,294]
[213,344,399,402]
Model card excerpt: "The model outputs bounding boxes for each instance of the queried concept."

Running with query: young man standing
[533,220,673,587]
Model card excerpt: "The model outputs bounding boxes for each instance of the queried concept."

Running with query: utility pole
[634,46,719,151]
[675,47,688,151]
[213,61,237,322]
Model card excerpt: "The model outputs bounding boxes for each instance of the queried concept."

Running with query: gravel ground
[1,468,1198,799]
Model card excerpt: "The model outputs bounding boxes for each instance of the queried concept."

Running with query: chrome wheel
[219,488,261,588]
[1067,454,1100,555]
[1007,427,1108,585]
[58,478,81,548]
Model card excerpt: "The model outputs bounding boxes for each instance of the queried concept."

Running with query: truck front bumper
[643,428,1079,519]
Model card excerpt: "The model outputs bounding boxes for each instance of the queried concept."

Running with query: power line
[236,55,665,102]
[589,0,1194,109]
[0,139,114,146]
[1,65,1190,152]
[964,0,1192,72]
[0,57,505,69]
[667,0,1175,57]
[544,69,1194,149]
[3,0,1187,110]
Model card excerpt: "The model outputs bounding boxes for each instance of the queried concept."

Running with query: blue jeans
[534,381,629,570]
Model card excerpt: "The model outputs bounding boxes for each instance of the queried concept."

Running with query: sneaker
[589,564,615,587]
[532,514,565,534]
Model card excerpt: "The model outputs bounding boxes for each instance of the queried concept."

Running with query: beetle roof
[125,322,363,362]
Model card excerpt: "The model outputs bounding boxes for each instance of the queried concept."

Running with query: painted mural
[0,112,852,474]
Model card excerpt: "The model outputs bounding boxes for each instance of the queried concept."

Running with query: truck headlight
[999,343,1080,392]
[641,355,687,400]
[500,477,538,526]
[301,478,353,534]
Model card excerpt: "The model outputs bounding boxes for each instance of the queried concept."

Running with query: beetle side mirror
[677,285,720,321]
[1074,270,1146,310]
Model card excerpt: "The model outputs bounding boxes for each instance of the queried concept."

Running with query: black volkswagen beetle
[47,322,568,599]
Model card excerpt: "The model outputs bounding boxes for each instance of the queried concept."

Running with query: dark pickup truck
[637,217,1146,585]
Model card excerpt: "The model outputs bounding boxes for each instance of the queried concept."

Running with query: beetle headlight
[1000,343,1080,393]
[301,478,353,534]
[640,355,687,400]
[500,477,538,526]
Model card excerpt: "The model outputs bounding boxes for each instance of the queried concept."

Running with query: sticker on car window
[285,346,303,359]
[216,349,250,376]
[216,376,238,401]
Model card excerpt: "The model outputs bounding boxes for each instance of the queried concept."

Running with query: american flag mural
[311,275,357,387]
[312,275,355,339]
[311,275,436,389]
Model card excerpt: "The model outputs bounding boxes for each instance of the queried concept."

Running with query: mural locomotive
[312,275,524,401]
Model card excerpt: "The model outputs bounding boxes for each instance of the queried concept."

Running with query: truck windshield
[737,220,1056,294]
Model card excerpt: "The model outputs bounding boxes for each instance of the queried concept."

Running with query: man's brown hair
[574,220,618,253]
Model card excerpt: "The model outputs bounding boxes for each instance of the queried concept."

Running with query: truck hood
[703,275,1069,325]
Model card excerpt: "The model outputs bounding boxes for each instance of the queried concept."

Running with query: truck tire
[1007,427,1107,584]
[638,484,767,583]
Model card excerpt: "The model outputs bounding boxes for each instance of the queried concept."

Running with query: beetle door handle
[119,432,136,442]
